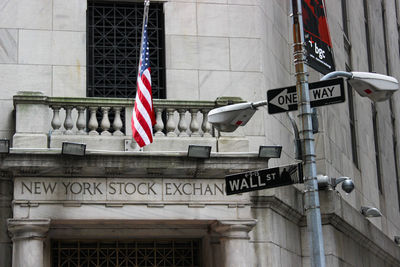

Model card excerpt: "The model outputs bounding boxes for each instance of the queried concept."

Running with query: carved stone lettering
[14,178,248,202]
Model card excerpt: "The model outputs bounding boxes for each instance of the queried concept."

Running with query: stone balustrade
[13,92,248,152]
[45,97,215,138]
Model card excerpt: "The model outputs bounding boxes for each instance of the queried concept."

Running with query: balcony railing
[46,97,214,138]
[13,92,247,152]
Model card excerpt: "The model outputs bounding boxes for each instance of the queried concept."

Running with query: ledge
[0,153,270,179]
[320,190,400,264]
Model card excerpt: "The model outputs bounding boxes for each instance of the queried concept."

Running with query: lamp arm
[321,71,353,81]
[251,100,269,108]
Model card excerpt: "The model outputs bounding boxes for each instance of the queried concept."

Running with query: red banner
[302,0,335,74]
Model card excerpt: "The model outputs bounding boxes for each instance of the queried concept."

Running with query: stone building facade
[0,0,400,266]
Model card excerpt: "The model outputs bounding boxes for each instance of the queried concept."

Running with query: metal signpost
[225,163,303,195]
[267,78,345,114]
[292,0,326,266]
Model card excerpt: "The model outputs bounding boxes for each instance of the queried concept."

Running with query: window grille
[51,239,201,267]
[87,1,166,99]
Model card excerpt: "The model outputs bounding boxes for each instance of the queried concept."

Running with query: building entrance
[51,239,201,267]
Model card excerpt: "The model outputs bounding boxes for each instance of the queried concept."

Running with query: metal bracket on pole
[287,113,302,161]
[304,205,321,211]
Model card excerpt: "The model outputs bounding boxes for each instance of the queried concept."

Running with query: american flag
[132,1,155,148]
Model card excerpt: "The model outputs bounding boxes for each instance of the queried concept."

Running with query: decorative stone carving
[50,106,62,135]
[63,106,74,135]
[189,109,201,137]
[100,107,111,136]
[166,108,177,137]
[88,106,99,135]
[76,106,86,135]
[154,107,165,137]
[178,109,188,137]
[201,108,212,137]
[112,107,123,136]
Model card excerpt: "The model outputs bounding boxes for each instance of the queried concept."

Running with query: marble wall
[1,0,400,266]
[0,0,86,140]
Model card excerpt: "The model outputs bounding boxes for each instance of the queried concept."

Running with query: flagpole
[138,0,150,73]
[291,0,326,266]
[132,0,154,148]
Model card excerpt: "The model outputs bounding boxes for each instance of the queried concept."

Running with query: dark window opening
[341,0,349,38]
[346,66,358,168]
[381,2,390,75]
[87,1,166,99]
[363,0,373,72]
[372,103,383,193]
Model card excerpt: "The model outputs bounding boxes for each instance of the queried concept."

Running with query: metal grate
[51,239,201,267]
[87,1,166,99]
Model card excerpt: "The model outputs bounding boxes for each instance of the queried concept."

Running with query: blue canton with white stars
[140,20,150,76]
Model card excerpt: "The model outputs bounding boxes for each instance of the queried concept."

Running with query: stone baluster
[63,106,74,135]
[154,107,165,137]
[50,106,62,135]
[189,109,201,137]
[100,107,111,136]
[112,107,123,136]
[213,220,257,267]
[201,109,212,137]
[178,109,189,137]
[8,219,51,267]
[76,106,86,135]
[88,107,99,135]
[166,108,177,137]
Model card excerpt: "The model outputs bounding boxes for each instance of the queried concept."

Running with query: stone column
[213,220,257,267]
[0,176,13,267]
[8,219,50,267]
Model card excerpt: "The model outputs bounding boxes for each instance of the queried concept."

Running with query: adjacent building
[0,0,400,266]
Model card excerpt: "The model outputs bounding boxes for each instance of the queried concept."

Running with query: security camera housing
[341,179,355,194]
[394,236,400,246]
[349,72,398,102]
[316,176,355,194]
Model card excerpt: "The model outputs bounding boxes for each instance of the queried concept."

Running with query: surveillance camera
[394,236,400,246]
[349,72,398,102]
[208,102,257,132]
[316,176,355,194]
[341,179,355,194]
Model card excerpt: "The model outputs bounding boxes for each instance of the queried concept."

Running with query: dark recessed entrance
[51,239,200,267]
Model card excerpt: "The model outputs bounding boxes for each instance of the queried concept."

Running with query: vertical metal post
[291,0,326,266]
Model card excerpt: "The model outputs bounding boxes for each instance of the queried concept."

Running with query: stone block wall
[0,0,86,139]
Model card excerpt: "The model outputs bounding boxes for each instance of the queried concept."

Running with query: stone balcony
[12,92,249,154]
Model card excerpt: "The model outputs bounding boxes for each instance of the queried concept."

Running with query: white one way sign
[267,78,345,114]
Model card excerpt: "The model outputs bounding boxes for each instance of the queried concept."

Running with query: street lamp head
[208,102,257,132]
[361,206,382,218]
[349,72,398,102]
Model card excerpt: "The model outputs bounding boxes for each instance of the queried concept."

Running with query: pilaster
[213,219,257,267]
[8,219,50,267]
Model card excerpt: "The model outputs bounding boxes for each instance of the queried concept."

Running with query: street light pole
[291,0,326,266]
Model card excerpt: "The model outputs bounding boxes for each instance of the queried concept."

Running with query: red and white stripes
[132,68,155,147]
